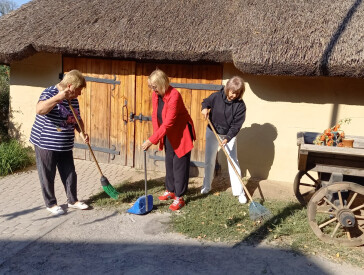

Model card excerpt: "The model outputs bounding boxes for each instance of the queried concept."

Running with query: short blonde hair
[60,70,86,89]
[148,69,170,93]
[224,76,245,100]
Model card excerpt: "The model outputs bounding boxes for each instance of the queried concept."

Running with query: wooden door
[134,62,223,174]
[63,57,136,166]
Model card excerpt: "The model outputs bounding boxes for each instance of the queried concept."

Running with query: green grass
[0,139,35,176]
[89,179,364,269]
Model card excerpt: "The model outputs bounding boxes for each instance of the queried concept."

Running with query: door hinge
[129,112,152,122]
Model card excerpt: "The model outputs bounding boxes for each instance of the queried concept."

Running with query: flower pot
[342,138,354,148]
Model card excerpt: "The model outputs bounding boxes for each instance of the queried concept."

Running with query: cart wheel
[294,171,323,206]
[307,182,364,247]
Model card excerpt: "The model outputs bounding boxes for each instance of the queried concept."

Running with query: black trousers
[35,146,78,207]
[164,137,191,197]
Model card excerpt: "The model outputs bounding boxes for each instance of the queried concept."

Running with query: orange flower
[324,128,331,135]
[327,140,334,146]
[337,143,343,147]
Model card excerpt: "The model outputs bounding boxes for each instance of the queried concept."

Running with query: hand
[221,139,228,146]
[80,132,90,144]
[57,87,72,102]
[201,108,209,119]
[142,139,152,151]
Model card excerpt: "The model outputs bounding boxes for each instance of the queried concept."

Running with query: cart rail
[297,132,364,175]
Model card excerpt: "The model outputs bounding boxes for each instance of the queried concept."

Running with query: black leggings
[164,124,193,197]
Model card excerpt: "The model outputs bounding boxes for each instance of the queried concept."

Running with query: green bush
[0,139,35,176]
[0,65,10,141]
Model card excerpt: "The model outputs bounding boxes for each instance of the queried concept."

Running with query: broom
[67,100,119,199]
[207,117,271,221]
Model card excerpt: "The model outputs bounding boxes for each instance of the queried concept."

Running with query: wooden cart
[295,132,364,247]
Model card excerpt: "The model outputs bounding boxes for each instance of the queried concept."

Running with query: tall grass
[0,139,35,176]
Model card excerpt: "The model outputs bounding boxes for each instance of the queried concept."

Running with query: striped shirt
[29,86,81,151]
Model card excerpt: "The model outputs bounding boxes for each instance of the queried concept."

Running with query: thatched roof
[1,0,364,78]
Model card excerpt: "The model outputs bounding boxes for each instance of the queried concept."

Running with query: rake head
[249,201,272,221]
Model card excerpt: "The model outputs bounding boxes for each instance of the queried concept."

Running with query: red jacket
[149,86,196,158]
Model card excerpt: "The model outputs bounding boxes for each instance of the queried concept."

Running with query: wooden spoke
[302,189,317,197]
[323,197,339,211]
[319,217,337,229]
[305,172,319,184]
[300,183,317,187]
[347,192,358,208]
[338,190,343,207]
[346,230,351,240]
[352,204,364,212]
[331,223,341,238]
[354,215,364,219]
[358,225,364,233]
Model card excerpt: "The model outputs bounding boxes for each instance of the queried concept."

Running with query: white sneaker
[46,205,65,215]
[201,187,210,194]
[68,201,89,210]
[238,194,247,204]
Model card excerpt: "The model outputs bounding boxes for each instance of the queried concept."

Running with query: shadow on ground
[0,239,334,274]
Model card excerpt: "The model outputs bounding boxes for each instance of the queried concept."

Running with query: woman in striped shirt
[30,70,90,215]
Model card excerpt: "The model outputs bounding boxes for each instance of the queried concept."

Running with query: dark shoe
[158,190,176,201]
[169,197,185,211]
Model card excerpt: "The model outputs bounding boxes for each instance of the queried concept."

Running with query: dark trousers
[164,137,191,197]
[35,146,78,207]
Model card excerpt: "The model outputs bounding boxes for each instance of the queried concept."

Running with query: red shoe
[158,190,176,201]
[169,197,185,211]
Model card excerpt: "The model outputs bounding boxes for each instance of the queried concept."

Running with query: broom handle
[67,100,104,176]
[207,117,253,202]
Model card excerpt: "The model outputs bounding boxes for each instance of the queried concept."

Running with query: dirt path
[1,209,363,275]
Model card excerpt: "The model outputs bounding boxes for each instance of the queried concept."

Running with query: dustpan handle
[144,150,148,212]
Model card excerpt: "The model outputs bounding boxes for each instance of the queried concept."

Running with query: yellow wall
[222,63,364,183]
[9,56,364,184]
[9,53,62,143]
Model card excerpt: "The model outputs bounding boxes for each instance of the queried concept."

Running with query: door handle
[122,99,128,125]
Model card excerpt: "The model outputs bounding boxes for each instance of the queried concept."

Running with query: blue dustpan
[127,194,154,215]
[127,151,154,215]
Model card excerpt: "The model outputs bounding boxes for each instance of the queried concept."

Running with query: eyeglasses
[148,84,158,91]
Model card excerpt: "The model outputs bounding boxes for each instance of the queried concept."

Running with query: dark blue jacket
[201,88,246,142]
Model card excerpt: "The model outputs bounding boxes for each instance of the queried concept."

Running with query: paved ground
[0,160,363,274]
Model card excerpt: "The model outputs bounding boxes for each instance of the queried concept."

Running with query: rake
[207,117,271,221]
[67,100,119,199]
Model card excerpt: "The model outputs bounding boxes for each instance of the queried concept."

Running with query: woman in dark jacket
[142,69,196,211]
[201,76,247,204]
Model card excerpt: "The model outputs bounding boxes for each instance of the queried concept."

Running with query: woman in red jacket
[142,69,196,211]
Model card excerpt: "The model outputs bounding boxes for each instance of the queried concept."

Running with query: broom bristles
[103,184,119,200]
[249,202,272,221]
